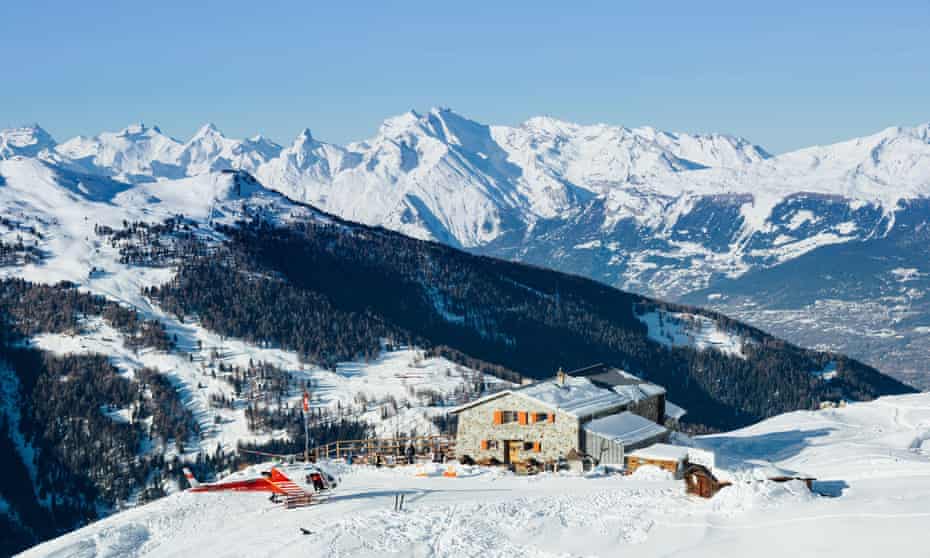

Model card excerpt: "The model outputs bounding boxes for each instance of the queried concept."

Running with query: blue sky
[2,1,928,153]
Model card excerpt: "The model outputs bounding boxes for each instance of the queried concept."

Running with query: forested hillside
[147,214,914,432]
[0,281,188,553]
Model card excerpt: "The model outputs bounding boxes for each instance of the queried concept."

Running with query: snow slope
[32,316,498,455]
[637,309,748,358]
[20,392,930,558]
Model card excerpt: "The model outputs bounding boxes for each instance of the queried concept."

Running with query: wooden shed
[625,443,690,478]
[683,463,731,498]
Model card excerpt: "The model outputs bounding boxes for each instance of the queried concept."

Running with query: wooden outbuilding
[625,443,690,478]
[683,463,731,498]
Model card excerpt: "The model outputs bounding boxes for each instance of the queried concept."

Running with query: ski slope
[20,392,930,557]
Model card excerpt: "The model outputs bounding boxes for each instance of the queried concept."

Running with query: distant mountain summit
[0,124,57,158]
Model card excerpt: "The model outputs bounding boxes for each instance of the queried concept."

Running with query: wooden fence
[311,434,455,462]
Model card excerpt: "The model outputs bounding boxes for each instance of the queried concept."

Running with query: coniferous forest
[0,280,195,554]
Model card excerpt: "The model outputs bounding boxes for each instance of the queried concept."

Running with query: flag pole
[303,389,310,462]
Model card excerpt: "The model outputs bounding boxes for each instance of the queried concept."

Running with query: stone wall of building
[455,393,580,463]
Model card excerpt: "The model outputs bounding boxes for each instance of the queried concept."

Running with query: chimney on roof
[556,367,566,387]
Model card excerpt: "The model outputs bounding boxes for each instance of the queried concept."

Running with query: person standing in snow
[405,443,416,465]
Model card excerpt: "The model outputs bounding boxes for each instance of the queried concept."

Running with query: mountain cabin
[451,364,685,467]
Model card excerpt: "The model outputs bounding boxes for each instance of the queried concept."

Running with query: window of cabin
[501,411,518,424]
[533,412,549,423]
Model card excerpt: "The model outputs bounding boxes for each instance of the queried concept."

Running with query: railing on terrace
[311,434,455,462]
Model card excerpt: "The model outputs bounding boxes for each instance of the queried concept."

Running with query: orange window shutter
[533,441,541,452]
[529,412,538,424]
[480,440,489,450]
[518,411,528,425]
[493,410,503,425]
[548,413,555,424]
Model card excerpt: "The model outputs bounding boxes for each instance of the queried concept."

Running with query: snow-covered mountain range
[8,112,929,272]
[0,110,775,248]
[4,111,930,385]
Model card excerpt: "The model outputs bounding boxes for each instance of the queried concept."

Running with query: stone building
[451,365,684,466]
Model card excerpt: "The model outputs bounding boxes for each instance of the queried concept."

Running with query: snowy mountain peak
[0,124,57,159]
[916,122,930,141]
[241,135,283,158]
[874,122,930,149]
[521,115,587,135]
[192,122,224,139]
[294,127,315,143]
[429,105,453,116]
[378,110,426,136]
[675,120,930,209]
[284,128,334,160]
[119,122,150,136]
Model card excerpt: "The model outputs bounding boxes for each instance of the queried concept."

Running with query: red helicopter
[183,461,338,502]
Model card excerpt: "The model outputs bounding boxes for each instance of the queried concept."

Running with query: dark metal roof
[567,363,645,388]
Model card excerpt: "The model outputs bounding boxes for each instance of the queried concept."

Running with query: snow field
[18,390,930,557]
[19,464,811,558]
[637,309,747,358]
